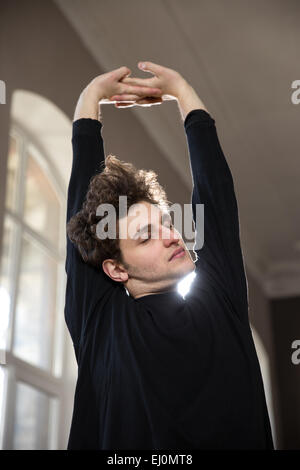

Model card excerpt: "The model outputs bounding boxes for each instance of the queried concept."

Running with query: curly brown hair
[67,154,171,270]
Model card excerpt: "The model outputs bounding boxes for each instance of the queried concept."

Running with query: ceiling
[54,0,300,298]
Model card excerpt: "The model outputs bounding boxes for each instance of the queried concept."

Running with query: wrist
[84,82,104,101]
[176,83,208,121]
[175,79,192,101]
[73,87,101,121]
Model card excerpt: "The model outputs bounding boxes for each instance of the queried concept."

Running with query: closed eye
[139,218,174,243]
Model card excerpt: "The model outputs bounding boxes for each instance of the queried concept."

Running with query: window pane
[0,217,16,353]
[24,151,61,245]
[13,382,58,449]
[5,135,20,212]
[13,235,58,370]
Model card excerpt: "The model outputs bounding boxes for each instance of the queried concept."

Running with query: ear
[102,259,129,283]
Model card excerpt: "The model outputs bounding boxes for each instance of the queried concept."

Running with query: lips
[169,247,184,261]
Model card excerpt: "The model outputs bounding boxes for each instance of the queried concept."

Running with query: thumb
[138,62,149,71]
[114,66,131,80]
[138,61,161,76]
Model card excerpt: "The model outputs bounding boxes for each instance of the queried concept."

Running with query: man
[64,61,274,449]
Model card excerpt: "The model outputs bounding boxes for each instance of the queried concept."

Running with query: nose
[161,225,180,247]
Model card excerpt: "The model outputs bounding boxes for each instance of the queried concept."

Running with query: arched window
[0,91,76,449]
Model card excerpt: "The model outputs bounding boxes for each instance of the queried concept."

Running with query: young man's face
[115,201,196,299]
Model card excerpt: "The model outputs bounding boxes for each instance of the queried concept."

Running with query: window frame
[0,121,72,449]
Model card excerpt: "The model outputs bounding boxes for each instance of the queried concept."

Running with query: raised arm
[69,67,162,216]
[177,87,249,323]
[65,68,163,353]
[65,88,110,354]
[120,62,248,322]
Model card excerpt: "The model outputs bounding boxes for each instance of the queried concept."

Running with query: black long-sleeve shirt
[64,109,274,450]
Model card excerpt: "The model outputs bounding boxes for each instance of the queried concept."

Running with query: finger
[136,97,163,104]
[112,95,163,104]
[109,94,140,102]
[115,98,163,108]
[121,77,155,87]
[113,66,132,81]
[137,61,162,76]
[119,84,162,97]
[115,102,135,108]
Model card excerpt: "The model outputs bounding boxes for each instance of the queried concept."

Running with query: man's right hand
[73,66,163,121]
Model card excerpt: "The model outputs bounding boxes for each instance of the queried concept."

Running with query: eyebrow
[133,212,171,240]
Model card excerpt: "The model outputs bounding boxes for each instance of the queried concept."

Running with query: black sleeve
[64,118,116,355]
[184,109,249,323]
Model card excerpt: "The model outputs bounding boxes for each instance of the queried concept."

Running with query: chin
[184,258,196,275]
[173,258,195,278]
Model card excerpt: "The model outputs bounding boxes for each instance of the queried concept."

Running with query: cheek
[138,246,161,268]
[131,244,166,270]
[128,246,153,268]
[148,246,168,269]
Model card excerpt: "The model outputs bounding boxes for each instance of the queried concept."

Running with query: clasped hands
[89,61,189,109]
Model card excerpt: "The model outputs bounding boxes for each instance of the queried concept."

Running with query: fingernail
[139,62,146,69]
